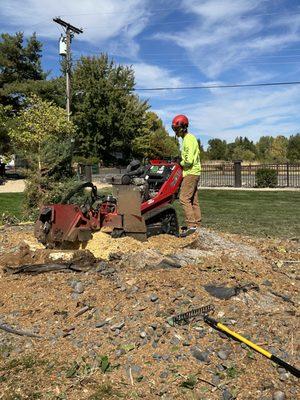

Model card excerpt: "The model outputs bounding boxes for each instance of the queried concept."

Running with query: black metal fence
[199,162,300,188]
[81,162,300,188]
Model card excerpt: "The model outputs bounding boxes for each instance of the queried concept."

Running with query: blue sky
[1,0,300,147]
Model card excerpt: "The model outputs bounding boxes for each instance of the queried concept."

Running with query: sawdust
[83,231,197,260]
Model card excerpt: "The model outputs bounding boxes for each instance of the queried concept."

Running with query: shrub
[255,168,278,188]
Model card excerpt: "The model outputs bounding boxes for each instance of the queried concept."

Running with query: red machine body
[34,160,183,245]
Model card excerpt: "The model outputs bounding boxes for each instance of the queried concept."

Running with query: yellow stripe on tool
[216,321,272,358]
[204,316,300,378]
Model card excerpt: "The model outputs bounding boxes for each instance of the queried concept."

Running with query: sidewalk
[0,179,299,193]
[0,179,111,193]
[200,186,300,191]
[0,179,25,193]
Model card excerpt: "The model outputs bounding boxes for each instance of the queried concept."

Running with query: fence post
[85,165,92,182]
[234,160,242,187]
[286,162,289,187]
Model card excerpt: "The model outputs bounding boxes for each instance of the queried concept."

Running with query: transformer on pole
[53,17,83,121]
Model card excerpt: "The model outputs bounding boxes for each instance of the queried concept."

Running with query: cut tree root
[0,323,42,338]
[3,263,85,275]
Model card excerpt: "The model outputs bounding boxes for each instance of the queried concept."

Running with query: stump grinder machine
[34,160,183,247]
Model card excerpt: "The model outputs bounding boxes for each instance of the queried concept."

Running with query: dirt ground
[0,225,299,400]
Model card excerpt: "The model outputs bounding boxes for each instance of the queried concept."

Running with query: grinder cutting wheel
[34,159,183,247]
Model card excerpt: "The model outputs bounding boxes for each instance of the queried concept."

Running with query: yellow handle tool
[204,316,299,378]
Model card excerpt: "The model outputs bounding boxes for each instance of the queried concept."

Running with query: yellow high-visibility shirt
[180,133,201,177]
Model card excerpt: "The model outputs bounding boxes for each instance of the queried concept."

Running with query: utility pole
[53,17,83,121]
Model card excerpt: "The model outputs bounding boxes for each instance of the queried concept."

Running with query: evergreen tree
[0,32,46,108]
[287,133,300,162]
[207,138,227,160]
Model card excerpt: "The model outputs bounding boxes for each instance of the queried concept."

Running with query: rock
[95,320,107,328]
[160,370,169,379]
[157,256,182,269]
[153,353,161,360]
[186,290,195,298]
[110,321,125,331]
[197,329,207,338]
[262,279,272,287]
[222,388,235,400]
[170,336,180,346]
[126,364,141,376]
[190,346,210,363]
[69,279,77,289]
[115,349,125,358]
[131,286,139,293]
[140,331,147,339]
[150,323,157,330]
[74,282,84,294]
[272,391,285,400]
[95,261,109,272]
[217,350,229,360]
[212,374,221,386]
[150,294,158,302]
[279,373,290,381]
[204,284,237,300]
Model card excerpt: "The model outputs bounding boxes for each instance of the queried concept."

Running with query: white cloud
[0,0,150,56]
[132,62,182,88]
[154,0,300,78]
[183,0,260,21]
[130,62,185,98]
[158,86,300,143]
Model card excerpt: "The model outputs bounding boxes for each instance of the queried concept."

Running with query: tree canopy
[8,95,75,170]
[132,111,179,159]
[72,55,149,163]
[0,32,46,108]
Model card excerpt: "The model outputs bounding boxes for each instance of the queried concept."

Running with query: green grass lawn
[175,190,300,239]
[0,190,299,239]
[0,193,24,220]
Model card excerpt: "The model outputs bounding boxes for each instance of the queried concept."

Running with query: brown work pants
[179,174,201,227]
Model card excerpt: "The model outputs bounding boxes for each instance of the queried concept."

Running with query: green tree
[227,136,257,161]
[232,145,256,161]
[256,136,274,161]
[0,104,14,154]
[132,111,179,159]
[207,138,227,160]
[197,138,208,160]
[72,54,149,163]
[8,95,77,215]
[287,133,300,162]
[269,135,288,162]
[0,32,46,107]
[8,94,75,170]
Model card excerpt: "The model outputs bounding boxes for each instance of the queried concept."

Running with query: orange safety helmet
[172,114,189,132]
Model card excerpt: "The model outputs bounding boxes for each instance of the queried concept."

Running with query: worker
[172,114,201,237]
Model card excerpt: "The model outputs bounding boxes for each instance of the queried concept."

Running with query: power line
[59,9,300,18]
[71,49,300,60]
[72,58,300,68]
[134,81,300,91]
